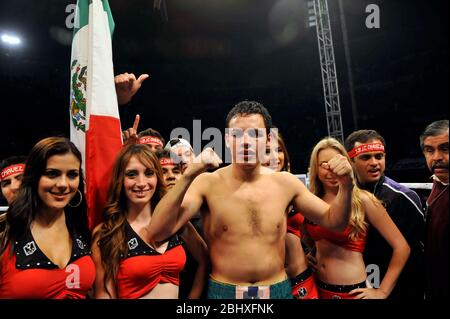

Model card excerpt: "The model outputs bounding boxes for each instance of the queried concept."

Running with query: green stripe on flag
[73,0,114,36]
[102,0,115,36]
[73,0,89,36]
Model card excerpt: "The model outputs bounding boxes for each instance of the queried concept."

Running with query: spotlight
[1,34,21,46]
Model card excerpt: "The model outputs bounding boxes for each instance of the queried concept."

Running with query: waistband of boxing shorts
[208,275,292,299]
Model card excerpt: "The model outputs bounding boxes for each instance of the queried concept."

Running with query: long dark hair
[0,137,89,256]
[95,144,167,296]
[277,131,291,172]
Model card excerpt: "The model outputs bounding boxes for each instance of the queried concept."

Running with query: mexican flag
[69,0,122,230]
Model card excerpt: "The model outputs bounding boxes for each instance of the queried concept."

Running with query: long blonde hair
[95,144,167,296]
[308,137,368,240]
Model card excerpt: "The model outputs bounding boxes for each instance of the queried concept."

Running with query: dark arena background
[0,0,448,182]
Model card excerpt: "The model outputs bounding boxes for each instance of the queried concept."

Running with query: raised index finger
[132,114,140,131]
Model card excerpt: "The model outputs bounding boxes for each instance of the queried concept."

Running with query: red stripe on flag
[85,114,123,231]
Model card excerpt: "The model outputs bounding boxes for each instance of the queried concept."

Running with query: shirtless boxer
[148,101,354,299]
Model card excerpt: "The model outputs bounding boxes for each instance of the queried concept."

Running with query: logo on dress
[23,241,37,256]
[297,287,308,298]
[128,238,138,250]
[76,239,85,250]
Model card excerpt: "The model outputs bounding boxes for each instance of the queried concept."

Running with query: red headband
[1,164,25,181]
[348,143,385,159]
[139,136,163,147]
[160,158,177,167]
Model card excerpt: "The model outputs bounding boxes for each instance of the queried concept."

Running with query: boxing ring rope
[0,182,433,213]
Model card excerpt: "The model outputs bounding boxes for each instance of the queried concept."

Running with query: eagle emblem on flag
[70,59,87,132]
